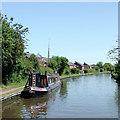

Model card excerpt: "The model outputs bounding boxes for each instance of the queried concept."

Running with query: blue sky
[2,2,118,65]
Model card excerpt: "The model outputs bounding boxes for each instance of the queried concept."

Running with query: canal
[2,73,118,118]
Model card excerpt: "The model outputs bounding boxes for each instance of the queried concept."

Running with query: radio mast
[48,39,50,62]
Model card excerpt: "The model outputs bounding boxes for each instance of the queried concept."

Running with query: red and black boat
[20,71,61,98]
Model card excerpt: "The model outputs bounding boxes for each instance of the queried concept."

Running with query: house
[74,61,84,70]
[83,62,91,69]
[68,62,76,69]
[37,57,48,68]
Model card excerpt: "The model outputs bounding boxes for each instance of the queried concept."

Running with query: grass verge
[0,88,24,98]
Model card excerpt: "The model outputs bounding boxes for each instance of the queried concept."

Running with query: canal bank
[2,73,118,118]
[0,72,110,102]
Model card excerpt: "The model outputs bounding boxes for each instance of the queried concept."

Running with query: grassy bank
[60,71,110,78]
[1,78,27,92]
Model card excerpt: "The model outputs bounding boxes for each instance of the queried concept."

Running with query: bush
[84,69,88,73]
[63,67,71,75]
[87,69,97,73]
[100,69,103,72]
[71,68,80,74]
[40,67,54,74]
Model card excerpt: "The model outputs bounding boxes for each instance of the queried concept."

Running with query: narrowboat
[20,71,61,98]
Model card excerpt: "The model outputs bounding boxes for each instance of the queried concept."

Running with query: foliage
[108,40,120,80]
[87,69,97,73]
[58,57,69,75]
[47,58,57,73]
[100,69,103,72]
[83,69,88,73]
[71,68,80,74]
[40,67,54,74]
[96,61,103,68]
[28,54,40,72]
[47,56,68,75]
[63,67,71,75]
[2,15,29,85]
[103,63,114,71]
[115,60,120,77]
[108,47,118,62]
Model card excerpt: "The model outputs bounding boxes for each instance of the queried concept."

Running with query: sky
[2,2,118,65]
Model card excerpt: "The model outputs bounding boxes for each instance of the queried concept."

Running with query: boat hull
[20,81,61,98]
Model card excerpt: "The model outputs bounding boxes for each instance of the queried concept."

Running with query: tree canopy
[47,56,68,75]
[2,15,29,84]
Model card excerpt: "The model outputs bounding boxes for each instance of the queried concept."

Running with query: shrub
[63,67,71,75]
[100,69,103,72]
[71,68,80,74]
[84,69,88,73]
[88,69,97,73]
[40,67,54,74]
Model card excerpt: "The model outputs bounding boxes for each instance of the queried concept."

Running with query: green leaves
[2,14,29,85]
[47,56,68,75]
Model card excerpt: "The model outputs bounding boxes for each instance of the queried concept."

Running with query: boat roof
[29,72,59,77]
[47,73,59,77]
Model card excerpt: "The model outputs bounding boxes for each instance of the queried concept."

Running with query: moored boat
[20,71,61,98]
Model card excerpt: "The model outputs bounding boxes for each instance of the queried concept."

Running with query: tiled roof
[74,61,84,66]
[68,62,76,66]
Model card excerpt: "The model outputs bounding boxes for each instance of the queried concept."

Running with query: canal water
[2,74,118,118]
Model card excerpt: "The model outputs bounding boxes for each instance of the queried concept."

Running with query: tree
[63,67,71,75]
[47,58,57,73]
[71,68,80,74]
[47,56,68,75]
[103,63,114,71]
[96,61,103,68]
[114,61,120,78]
[108,40,120,80]
[108,47,118,62]
[28,54,40,72]
[58,57,68,75]
[2,15,29,84]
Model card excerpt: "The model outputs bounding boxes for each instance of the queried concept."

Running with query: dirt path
[0,86,24,95]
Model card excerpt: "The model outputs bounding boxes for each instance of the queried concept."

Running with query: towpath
[0,86,24,95]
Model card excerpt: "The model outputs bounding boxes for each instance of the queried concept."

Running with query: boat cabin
[25,72,59,88]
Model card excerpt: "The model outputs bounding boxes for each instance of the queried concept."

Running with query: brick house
[83,62,91,69]
[37,57,48,68]
[74,61,84,70]
[68,62,76,69]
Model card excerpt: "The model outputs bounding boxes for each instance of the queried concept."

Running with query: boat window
[36,75,47,87]
[41,76,46,87]
[48,77,54,84]
[56,77,59,82]
[36,76,43,87]
[51,77,54,84]
[48,78,51,84]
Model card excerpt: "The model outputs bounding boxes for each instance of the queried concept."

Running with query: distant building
[68,62,76,69]
[83,62,91,69]
[74,61,84,70]
[37,56,48,68]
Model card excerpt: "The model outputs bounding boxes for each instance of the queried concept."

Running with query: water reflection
[20,97,48,118]
[59,78,68,98]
